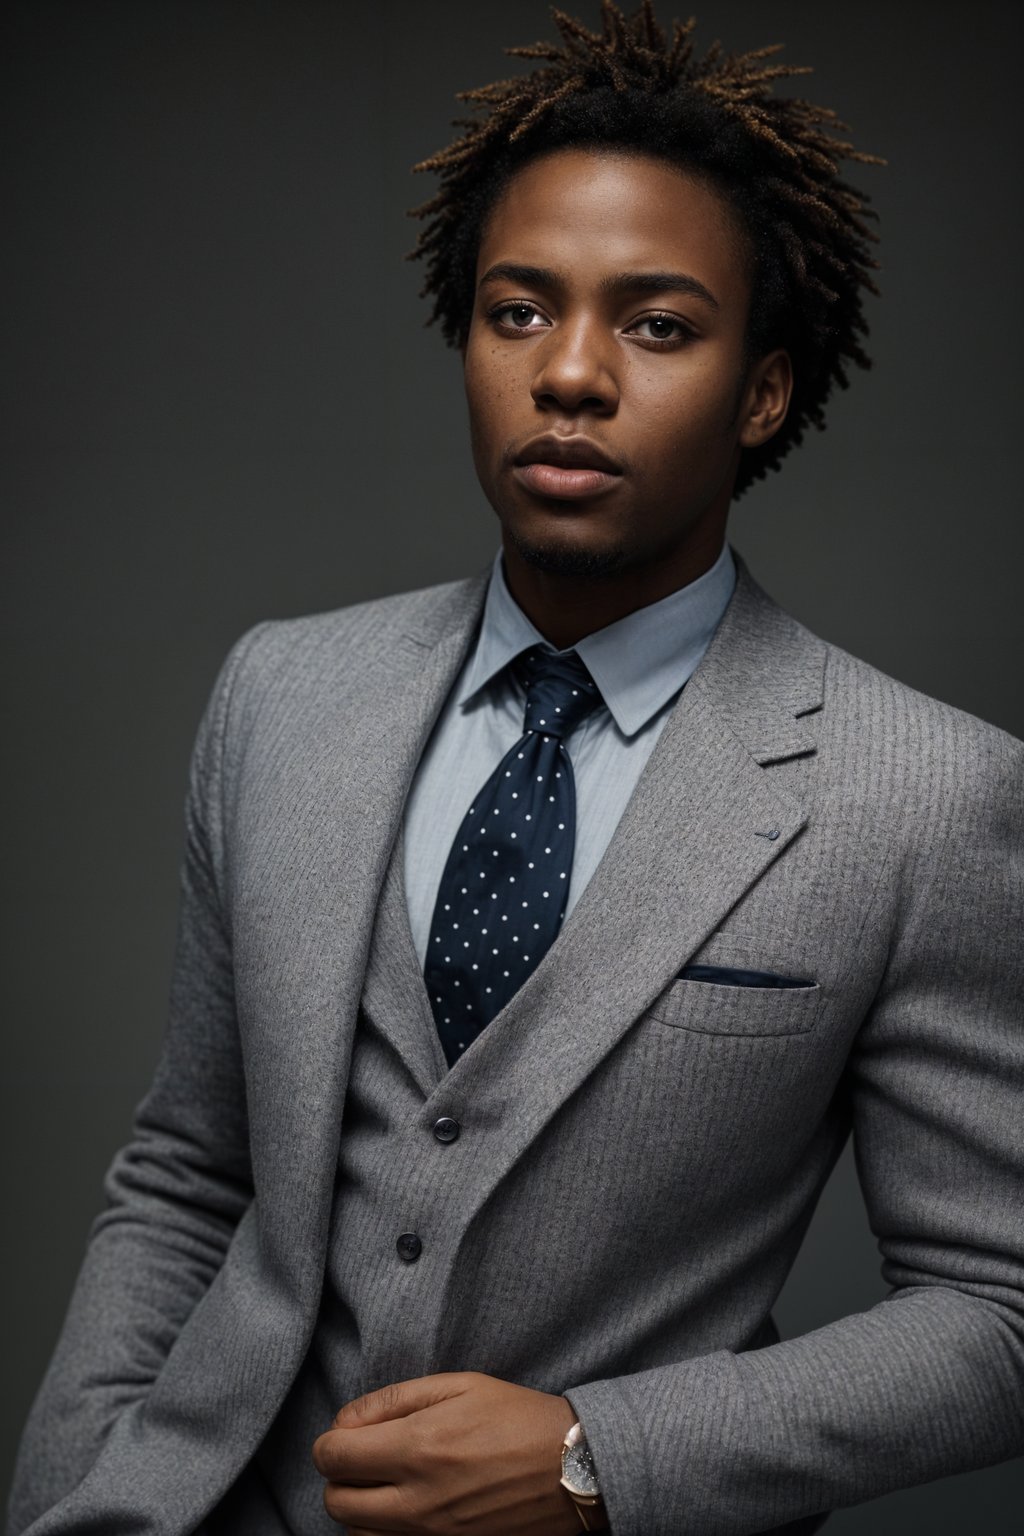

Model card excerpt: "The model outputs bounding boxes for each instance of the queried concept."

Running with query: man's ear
[738,349,792,449]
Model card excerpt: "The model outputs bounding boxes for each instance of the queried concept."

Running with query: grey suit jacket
[9,562,1024,1536]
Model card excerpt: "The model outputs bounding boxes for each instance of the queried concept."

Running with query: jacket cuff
[564,1373,653,1535]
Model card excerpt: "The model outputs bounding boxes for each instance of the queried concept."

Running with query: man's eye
[494,303,545,330]
[630,314,688,343]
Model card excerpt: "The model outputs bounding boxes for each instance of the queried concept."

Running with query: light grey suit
[9,561,1024,1535]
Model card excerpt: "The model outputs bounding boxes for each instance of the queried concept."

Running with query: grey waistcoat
[251,831,454,1532]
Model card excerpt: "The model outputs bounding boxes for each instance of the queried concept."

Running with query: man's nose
[529,317,619,415]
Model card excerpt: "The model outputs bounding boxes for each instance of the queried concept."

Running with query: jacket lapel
[235,574,489,1292]
[424,563,827,1208]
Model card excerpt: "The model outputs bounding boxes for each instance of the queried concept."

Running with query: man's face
[463,148,786,586]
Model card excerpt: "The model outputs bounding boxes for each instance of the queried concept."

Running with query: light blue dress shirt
[403,543,737,965]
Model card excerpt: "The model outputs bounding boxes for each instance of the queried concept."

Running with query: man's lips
[511,434,624,501]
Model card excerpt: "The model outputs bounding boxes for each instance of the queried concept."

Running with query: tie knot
[516,647,602,740]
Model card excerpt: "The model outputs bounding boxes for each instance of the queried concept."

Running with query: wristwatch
[560,1420,606,1530]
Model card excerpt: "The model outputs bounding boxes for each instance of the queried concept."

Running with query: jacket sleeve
[566,727,1024,1535]
[7,628,266,1536]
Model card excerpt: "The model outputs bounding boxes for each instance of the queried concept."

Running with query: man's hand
[312,1371,596,1534]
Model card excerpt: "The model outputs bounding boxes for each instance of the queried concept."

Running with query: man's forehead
[476,150,749,295]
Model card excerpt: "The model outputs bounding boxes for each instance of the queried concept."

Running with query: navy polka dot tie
[425,648,602,1067]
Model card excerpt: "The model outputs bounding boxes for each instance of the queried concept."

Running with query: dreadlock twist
[408,1,883,495]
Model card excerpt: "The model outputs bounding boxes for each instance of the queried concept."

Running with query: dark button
[433,1116,461,1144]
[396,1232,422,1263]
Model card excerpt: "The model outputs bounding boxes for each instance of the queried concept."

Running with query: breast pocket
[648,974,822,1037]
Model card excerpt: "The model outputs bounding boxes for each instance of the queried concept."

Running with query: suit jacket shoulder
[232,571,488,691]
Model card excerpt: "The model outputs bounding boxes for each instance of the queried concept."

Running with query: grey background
[2,1,1021,1529]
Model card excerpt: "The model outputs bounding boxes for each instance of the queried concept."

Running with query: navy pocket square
[677,963,815,989]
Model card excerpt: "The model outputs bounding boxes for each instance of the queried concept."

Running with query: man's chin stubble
[505,523,628,580]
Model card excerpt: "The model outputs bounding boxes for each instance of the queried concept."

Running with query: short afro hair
[409,1,883,495]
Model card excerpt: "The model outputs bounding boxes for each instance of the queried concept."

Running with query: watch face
[563,1439,600,1498]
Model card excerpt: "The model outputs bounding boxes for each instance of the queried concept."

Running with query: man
[9,4,1023,1534]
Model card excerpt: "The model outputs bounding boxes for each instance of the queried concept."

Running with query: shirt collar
[461,542,737,738]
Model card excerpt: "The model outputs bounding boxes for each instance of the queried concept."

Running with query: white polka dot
[528,862,535,869]
[558,823,565,830]
[510,832,517,839]
[509,875,515,883]
[534,922,540,929]
[472,963,479,970]
[545,847,551,854]
[543,890,549,897]
[560,872,567,879]
[503,969,510,977]
[512,792,518,798]
[492,948,499,955]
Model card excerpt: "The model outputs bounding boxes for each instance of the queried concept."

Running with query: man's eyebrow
[605,270,720,311]
[477,262,720,311]
[478,262,562,292]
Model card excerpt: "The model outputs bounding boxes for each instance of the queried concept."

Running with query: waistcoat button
[396,1232,422,1263]
[433,1116,461,1144]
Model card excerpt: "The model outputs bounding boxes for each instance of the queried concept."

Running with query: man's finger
[323,1479,413,1531]
[312,1416,406,1483]
[335,1370,477,1428]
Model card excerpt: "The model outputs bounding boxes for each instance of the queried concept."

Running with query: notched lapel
[232,576,488,1285]
[423,563,826,1218]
